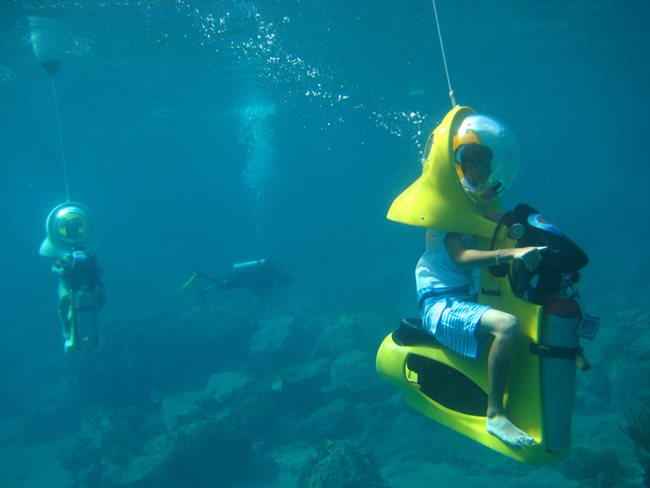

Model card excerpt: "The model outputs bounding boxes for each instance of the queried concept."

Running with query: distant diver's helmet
[452,114,520,205]
[40,202,97,259]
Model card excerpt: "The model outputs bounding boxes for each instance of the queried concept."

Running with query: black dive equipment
[491,203,599,451]
[62,248,103,350]
[70,288,100,350]
[489,203,589,301]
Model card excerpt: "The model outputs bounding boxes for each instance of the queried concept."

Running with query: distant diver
[40,203,106,352]
[179,259,292,300]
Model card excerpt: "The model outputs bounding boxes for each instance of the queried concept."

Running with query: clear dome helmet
[39,202,97,258]
[453,113,520,205]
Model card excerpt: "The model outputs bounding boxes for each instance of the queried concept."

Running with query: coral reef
[135,420,276,488]
[59,406,166,486]
[299,440,389,488]
[14,275,647,488]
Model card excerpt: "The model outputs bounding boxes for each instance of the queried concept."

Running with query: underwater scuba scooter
[40,203,103,352]
[376,105,600,464]
[488,203,599,452]
[377,202,599,461]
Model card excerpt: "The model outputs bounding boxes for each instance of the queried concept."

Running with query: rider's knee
[496,314,519,338]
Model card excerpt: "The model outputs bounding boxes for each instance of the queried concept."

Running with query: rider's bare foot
[486,414,535,447]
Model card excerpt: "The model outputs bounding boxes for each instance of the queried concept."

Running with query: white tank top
[415,229,475,293]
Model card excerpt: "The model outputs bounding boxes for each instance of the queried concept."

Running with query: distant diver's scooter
[40,203,104,352]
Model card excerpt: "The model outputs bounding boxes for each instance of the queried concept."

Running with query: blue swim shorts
[421,293,491,359]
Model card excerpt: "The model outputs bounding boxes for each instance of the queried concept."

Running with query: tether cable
[50,79,71,202]
[432,0,457,108]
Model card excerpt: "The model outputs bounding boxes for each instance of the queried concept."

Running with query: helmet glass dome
[47,204,93,246]
[55,208,87,241]
[40,202,96,259]
[453,114,520,204]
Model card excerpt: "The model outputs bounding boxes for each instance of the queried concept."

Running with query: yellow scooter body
[378,106,568,464]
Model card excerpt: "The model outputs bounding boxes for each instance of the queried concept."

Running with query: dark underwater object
[621,408,650,487]
[622,408,650,453]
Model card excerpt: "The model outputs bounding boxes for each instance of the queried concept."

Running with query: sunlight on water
[238,101,276,210]
[174,0,428,153]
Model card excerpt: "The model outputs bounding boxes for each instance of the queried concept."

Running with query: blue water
[0,1,649,486]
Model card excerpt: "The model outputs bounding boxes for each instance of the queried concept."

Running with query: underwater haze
[0,1,649,487]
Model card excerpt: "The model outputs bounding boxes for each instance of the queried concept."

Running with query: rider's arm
[445,232,544,271]
[51,259,67,275]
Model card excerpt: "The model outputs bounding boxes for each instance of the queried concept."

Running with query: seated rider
[416,143,546,447]
[52,247,106,342]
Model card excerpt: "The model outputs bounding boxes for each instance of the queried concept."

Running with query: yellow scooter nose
[386,105,500,238]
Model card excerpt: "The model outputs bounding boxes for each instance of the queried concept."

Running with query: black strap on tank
[530,342,580,360]
[529,342,578,360]
[529,343,590,371]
